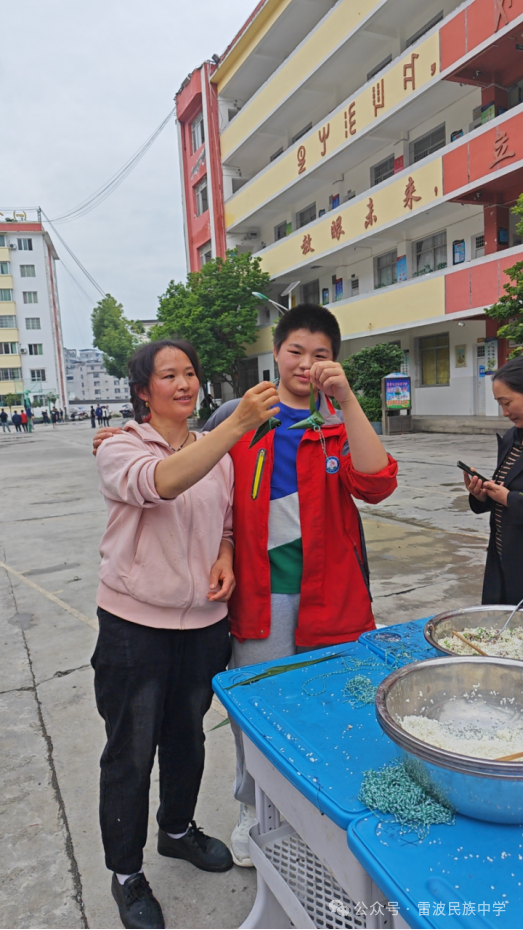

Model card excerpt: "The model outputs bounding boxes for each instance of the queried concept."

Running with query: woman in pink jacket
[93,338,278,930]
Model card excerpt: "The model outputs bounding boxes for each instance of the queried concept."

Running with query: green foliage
[342,343,403,397]
[153,250,271,396]
[342,343,403,423]
[4,392,21,411]
[91,294,143,378]
[485,194,523,358]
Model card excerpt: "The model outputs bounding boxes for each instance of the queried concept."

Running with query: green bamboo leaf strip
[249,417,281,448]
[224,653,336,689]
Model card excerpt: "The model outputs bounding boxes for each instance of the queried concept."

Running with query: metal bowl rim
[424,605,523,658]
[375,656,523,777]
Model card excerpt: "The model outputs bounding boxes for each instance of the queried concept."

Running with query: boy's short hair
[273,304,341,359]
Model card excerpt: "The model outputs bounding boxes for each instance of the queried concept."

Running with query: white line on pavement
[0,560,98,631]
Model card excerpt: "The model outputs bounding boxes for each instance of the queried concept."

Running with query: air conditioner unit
[9,243,17,249]
[20,347,28,354]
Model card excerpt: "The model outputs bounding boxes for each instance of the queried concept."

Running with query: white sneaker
[231,803,257,867]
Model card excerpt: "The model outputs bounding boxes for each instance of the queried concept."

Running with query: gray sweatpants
[229,593,325,806]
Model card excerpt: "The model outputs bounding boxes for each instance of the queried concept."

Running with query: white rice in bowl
[400,715,523,760]
[438,626,523,659]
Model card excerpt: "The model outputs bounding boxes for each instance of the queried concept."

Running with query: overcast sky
[1,0,248,348]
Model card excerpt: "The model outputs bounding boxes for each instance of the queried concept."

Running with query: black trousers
[92,607,231,874]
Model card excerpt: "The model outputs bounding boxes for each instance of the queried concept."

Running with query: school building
[0,216,67,412]
[176,0,523,423]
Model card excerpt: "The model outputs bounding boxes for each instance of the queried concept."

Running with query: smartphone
[457,461,489,483]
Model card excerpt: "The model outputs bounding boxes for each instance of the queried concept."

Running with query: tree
[153,250,272,396]
[342,343,403,422]
[91,294,143,378]
[485,194,523,357]
[4,392,21,413]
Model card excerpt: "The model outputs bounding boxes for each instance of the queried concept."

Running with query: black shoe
[158,821,233,872]
[111,872,165,929]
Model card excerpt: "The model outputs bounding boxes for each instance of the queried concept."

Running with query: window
[270,147,284,162]
[190,112,205,153]
[0,235,5,246]
[0,342,18,354]
[30,369,46,382]
[297,203,316,228]
[420,333,450,385]
[0,262,10,275]
[28,343,43,355]
[17,238,33,251]
[301,280,320,304]
[20,265,36,277]
[0,289,13,301]
[0,367,22,380]
[409,123,446,163]
[413,231,447,275]
[198,241,212,267]
[291,123,312,144]
[473,234,485,258]
[351,278,360,297]
[0,315,16,328]
[274,221,287,241]
[25,317,41,329]
[371,155,394,187]
[239,357,259,395]
[115,389,121,394]
[406,12,443,47]
[94,389,101,395]
[113,379,119,385]
[23,292,38,304]
[194,176,208,216]
[374,250,397,288]
[367,54,392,81]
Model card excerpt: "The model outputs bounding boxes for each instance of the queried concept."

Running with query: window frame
[20,264,36,277]
[30,368,46,382]
[190,112,205,154]
[409,123,446,164]
[0,315,16,328]
[23,291,38,304]
[0,342,18,355]
[28,343,43,356]
[370,154,395,187]
[194,176,209,216]
[17,238,33,251]
[374,249,398,289]
[0,262,10,275]
[420,332,450,386]
[0,289,13,301]
[412,230,448,276]
[297,202,316,229]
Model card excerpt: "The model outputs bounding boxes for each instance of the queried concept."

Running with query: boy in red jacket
[204,303,398,865]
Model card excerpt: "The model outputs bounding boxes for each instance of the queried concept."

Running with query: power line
[40,210,105,297]
[50,107,176,224]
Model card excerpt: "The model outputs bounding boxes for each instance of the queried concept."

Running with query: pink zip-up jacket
[96,421,234,629]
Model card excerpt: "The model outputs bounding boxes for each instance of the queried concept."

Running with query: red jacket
[228,408,398,647]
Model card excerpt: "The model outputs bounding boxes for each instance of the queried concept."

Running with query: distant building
[65,347,130,405]
[0,218,67,410]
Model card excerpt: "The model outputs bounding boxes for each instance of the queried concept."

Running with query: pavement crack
[37,664,91,686]
[4,566,88,929]
[0,685,35,695]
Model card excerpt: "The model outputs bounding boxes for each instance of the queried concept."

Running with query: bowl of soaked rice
[424,605,523,660]
[375,656,523,823]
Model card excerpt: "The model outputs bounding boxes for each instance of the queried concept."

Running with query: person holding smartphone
[464,356,523,605]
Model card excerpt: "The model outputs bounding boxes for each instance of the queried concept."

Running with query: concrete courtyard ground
[0,420,498,929]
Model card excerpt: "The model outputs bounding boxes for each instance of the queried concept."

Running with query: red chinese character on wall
[489,127,515,168]
[297,145,306,175]
[403,176,422,210]
[364,198,377,229]
[372,79,385,118]
[344,102,356,138]
[330,216,345,240]
[318,124,330,157]
[403,53,419,91]
[301,234,315,255]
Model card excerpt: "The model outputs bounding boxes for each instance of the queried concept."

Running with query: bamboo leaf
[249,417,281,448]
[209,717,231,731]
[224,653,336,690]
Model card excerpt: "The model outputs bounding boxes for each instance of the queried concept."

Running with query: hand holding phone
[457,461,489,483]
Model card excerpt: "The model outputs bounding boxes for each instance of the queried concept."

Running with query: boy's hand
[308,361,352,404]
[93,426,123,456]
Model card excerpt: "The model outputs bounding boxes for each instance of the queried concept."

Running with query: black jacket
[469,426,523,604]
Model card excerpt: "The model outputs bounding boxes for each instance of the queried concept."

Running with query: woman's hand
[93,427,123,456]
[483,481,510,506]
[308,360,352,404]
[232,381,280,435]
[207,543,236,602]
[463,471,488,502]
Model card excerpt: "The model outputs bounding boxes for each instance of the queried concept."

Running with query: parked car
[120,404,134,419]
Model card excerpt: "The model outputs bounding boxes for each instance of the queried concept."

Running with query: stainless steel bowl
[424,605,523,659]
[375,656,523,823]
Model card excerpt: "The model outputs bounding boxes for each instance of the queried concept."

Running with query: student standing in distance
[204,304,398,866]
[20,409,28,432]
[0,409,11,432]
[96,404,103,426]
[12,411,22,432]
[93,339,278,929]
[90,405,96,428]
